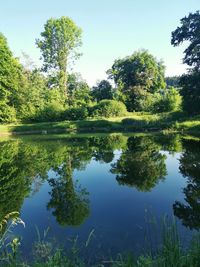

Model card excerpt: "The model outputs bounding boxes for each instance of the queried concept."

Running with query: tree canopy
[171,11,200,70]
[91,80,113,102]
[0,33,23,122]
[171,11,200,114]
[36,16,82,99]
[107,50,166,111]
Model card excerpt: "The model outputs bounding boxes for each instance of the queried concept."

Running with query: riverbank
[1,112,200,135]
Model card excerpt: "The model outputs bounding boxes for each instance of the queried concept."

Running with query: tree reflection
[0,141,31,223]
[91,134,127,163]
[47,156,89,226]
[173,139,200,229]
[111,136,167,191]
[0,135,128,229]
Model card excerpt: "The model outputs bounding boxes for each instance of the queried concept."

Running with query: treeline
[0,11,199,123]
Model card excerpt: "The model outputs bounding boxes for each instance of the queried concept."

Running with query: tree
[171,11,200,114]
[0,33,23,122]
[165,76,180,88]
[36,17,82,101]
[91,80,113,102]
[179,71,200,114]
[18,69,48,121]
[171,11,200,69]
[107,50,166,111]
[67,73,91,107]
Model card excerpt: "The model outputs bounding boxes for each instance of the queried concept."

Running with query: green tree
[165,76,180,88]
[67,73,91,107]
[111,136,167,191]
[91,80,113,102]
[36,17,82,101]
[171,11,200,69]
[17,69,48,121]
[171,11,200,114]
[179,71,200,114]
[107,50,166,111]
[0,33,23,122]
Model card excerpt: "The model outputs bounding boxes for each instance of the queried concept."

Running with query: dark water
[0,133,199,260]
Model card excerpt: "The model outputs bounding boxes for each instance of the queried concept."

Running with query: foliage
[17,69,48,121]
[154,87,182,113]
[91,100,127,118]
[171,11,200,69]
[165,76,180,88]
[67,73,91,107]
[107,50,166,111]
[64,106,89,120]
[179,71,200,114]
[36,16,82,98]
[0,33,23,122]
[0,104,16,123]
[172,11,200,114]
[35,101,65,122]
[91,80,113,102]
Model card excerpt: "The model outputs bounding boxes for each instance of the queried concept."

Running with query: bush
[64,106,88,120]
[0,103,17,123]
[90,100,127,118]
[35,102,65,122]
[154,87,182,113]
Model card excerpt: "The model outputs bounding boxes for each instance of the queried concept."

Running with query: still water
[0,133,199,259]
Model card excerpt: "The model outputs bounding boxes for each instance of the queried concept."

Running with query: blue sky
[1,0,199,86]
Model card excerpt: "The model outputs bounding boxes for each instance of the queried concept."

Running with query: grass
[1,214,200,267]
[0,111,194,135]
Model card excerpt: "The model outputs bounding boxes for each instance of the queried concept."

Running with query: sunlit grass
[1,111,200,135]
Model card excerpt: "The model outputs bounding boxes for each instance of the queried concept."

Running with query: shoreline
[1,113,200,136]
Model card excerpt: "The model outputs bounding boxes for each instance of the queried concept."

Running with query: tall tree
[0,33,23,122]
[171,11,200,114]
[171,11,200,69]
[107,50,166,111]
[36,17,82,101]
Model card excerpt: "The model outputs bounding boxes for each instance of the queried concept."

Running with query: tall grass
[0,214,200,267]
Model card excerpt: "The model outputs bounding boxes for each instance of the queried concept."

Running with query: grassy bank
[1,111,200,135]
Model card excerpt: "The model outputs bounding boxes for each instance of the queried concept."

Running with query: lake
[0,133,199,261]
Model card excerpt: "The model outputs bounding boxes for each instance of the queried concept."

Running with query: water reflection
[47,158,90,226]
[0,134,200,234]
[111,136,167,191]
[173,139,200,230]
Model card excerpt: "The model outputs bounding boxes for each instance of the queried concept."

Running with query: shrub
[35,102,65,122]
[154,87,182,113]
[64,106,88,120]
[91,100,127,118]
[0,103,17,123]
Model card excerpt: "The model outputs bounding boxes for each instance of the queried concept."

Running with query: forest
[0,11,199,128]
